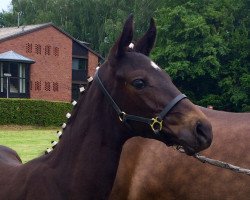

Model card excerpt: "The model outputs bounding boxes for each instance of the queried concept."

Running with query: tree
[153,0,250,111]
[0,11,16,27]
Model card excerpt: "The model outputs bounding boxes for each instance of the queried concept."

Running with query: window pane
[72,59,79,70]
[79,59,87,70]
[10,77,18,93]
[72,58,88,70]
[3,62,9,74]
[9,62,18,77]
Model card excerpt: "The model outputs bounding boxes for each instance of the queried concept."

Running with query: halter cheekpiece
[95,70,187,134]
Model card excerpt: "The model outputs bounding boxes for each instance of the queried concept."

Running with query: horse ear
[108,14,134,63]
[134,18,156,56]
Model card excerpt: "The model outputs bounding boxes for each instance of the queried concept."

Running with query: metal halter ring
[150,117,163,133]
[119,112,126,122]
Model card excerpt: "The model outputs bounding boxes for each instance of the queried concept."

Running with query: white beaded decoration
[51,141,58,149]
[79,86,85,93]
[72,100,77,106]
[62,123,67,129]
[66,113,71,119]
[87,76,93,83]
[129,43,134,49]
[57,131,62,139]
[45,148,52,154]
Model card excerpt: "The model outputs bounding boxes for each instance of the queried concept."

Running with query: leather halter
[95,70,187,134]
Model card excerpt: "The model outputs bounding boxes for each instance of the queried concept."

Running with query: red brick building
[0,23,103,102]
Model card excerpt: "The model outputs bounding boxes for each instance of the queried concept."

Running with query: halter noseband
[95,70,187,134]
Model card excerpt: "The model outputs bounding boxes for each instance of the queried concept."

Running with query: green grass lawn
[0,126,58,163]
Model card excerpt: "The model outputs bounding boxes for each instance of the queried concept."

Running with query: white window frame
[19,63,26,94]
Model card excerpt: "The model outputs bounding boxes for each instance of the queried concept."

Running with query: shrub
[0,98,72,126]
[242,105,250,112]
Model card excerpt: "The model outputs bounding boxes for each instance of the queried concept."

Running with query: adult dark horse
[110,107,250,200]
[0,15,213,200]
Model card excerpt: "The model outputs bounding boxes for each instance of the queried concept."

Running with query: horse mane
[67,80,93,125]
[45,77,94,153]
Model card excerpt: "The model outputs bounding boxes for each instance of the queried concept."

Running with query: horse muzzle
[174,119,213,155]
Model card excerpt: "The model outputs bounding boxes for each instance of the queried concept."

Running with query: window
[72,58,88,70]
[72,58,88,81]
[0,62,28,95]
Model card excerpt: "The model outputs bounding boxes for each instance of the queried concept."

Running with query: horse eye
[131,79,146,89]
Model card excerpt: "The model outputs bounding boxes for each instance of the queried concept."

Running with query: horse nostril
[195,121,212,145]
[196,122,204,135]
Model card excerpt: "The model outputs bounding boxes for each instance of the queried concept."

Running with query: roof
[0,23,104,60]
[0,50,35,63]
[0,24,49,41]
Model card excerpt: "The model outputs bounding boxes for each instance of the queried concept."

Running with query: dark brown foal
[0,16,212,200]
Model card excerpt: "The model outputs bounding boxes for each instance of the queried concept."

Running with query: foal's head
[97,15,212,155]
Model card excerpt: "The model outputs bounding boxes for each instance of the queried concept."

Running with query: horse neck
[45,82,131,199]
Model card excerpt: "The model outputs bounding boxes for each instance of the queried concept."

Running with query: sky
[0,0,12,12]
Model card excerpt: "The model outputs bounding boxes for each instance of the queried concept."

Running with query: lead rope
[173,146,250,176]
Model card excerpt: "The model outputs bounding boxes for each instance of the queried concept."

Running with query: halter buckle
[150,117,163,134]
[119,112,126,122]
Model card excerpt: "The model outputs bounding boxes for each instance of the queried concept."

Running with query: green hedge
[242,105,250,112]
[0,98,73,126]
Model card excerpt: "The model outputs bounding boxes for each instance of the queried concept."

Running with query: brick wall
[88,51,99,77]
[0,26,72,102]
